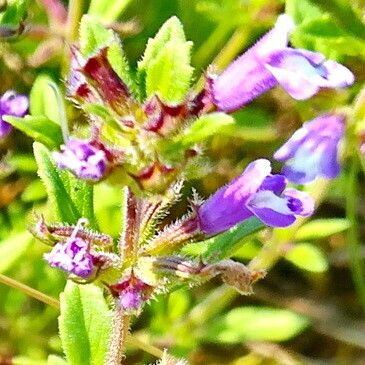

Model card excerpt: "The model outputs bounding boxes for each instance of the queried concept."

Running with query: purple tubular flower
[0,90,28,138]
[197,159,314,236]
[44,237,94,278]
[211,15,354,112]
[274,114,344,184]
[53,138,108,181]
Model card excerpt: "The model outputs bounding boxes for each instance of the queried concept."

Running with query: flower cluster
[37,14,355,315]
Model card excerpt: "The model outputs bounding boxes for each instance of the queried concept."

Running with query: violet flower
[197,159,314,236]
[44,237,94,278]
[110,276,152,312]
[211,15,354,112]
[53,138,108,181]
[0,90,28,138]
[274,114,344,184]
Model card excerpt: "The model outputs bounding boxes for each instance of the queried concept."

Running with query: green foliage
[79,15,114,57]
[183,217,264,261]
[285,243,329,273]
[287,0,365,59]
[59,281,112,365]
[79,15,138,97]
[30,75,65,127]
[4,115,63,149]
[138,16,194,105]
[295,218,350,241]
[203,306,309,343]
[33,142,95,225]
[179,113,234,147]
[0,0,28,26]
[88,0,133,22]
[0,232,33,273]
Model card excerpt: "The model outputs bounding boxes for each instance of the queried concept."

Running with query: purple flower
[197,159,314,236]
[274,114,344,184]
[0,90,28,138]
[44,237,94,278]
[53,138,108,181]
[110,276,152,312]
[211,15,354,112]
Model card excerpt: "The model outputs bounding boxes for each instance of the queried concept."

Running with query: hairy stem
[106,305,131,365]
[0,274,163,358]
[66,0,85,41]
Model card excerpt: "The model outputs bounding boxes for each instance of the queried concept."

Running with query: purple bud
[211,15,354,112]
[0,90,28,138]
[274,114,344,184]
[53,138,108,181]
[197,159,314,235]
[44,237,94,278]
[110,276,152,312]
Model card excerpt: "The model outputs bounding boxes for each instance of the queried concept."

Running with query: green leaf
[47,355,68,365]
[203,306,309,343]
[33,142,79,223]
[68,174,97,229]
[182,217,264,262]
[285,243,328,273]
[79,15,114,57]
[285,0,322,24]
[179,113,234,147]
[0,232,33,273]
[0,0,28,26]
[4,115,63,148]
[295,218,350,241]
[30,74,64,126]
[138,17,187,73]
[292,15,365,59]
[139,17,194,105]
[88,0,133,22]
[59,281,112,365]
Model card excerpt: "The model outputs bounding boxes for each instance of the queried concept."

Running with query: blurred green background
[1,0,365,364]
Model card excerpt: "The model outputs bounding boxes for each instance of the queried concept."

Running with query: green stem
[346,156,365,314]
[0,274,163,358]
[66,0,85,42]
[0,273,60,309]
[193,21,233,70]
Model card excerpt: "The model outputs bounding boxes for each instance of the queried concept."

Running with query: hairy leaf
[4,115,63,149]
[59,281,112,365]
[182,217,264,262]
[139,17,193,104]
[33,142,79,223]
[179,113,234,147]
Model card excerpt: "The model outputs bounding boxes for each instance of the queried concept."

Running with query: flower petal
[211,15,294,111]
[246,190,296,227]
[198,159,271,235]
[283,188,314,217]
